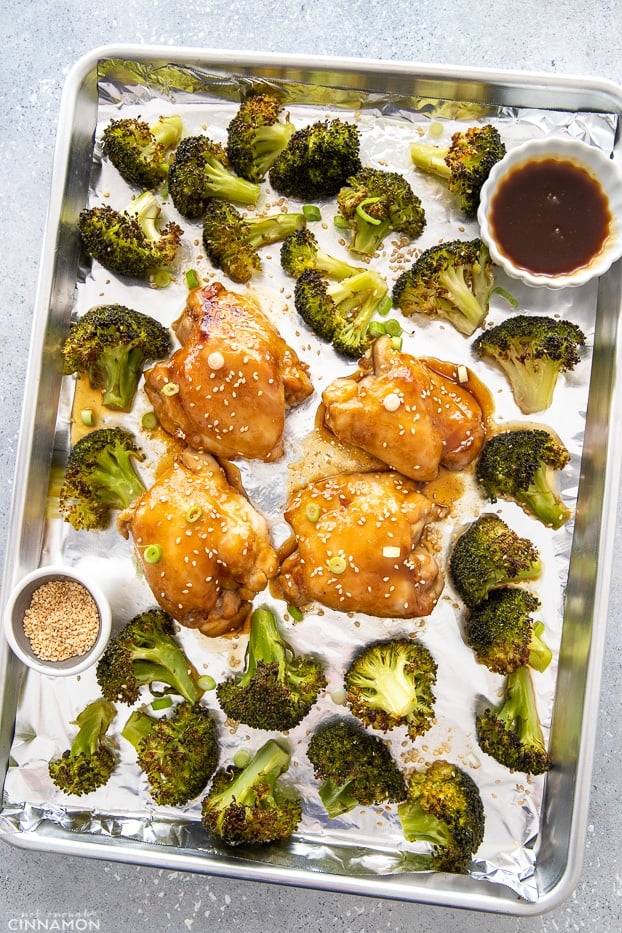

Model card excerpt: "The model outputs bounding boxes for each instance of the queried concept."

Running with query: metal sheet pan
[1,44,622,916]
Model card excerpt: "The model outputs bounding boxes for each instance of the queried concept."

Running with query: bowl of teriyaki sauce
[478,137,622,288]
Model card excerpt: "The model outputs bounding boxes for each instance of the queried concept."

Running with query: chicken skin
[117,449,278,636]
[144,282,313,462]
[277,471,446,618]
[321,336,486,482]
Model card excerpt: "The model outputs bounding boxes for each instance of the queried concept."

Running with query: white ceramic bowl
[3,565,112,677]
[478,136,622,289]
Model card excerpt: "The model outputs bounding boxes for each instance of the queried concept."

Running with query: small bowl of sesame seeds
[3,565,112,676]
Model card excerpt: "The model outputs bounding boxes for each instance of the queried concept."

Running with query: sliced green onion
[80,409,95,427]
[384,318,402,337]
[185,504,203,523]
[153,269,173,288]
[144,544,163,564]
[305,502,321,523]
[428,120,444,139]
[198,674,217,691]
[391,335,403,351]
[151,695,173,710]
[233,748,252,768]
[141,411,158,430]
[185,268,200,290]
[303,204,322,222]
[356,197,382,225]
[161,381,180,397]
[327,555,347,575]
[377,295,392,316]
[491,285,519,309]
[368,320,386,338]
[287,604,304,622]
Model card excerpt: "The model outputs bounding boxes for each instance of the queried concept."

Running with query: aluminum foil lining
[1,65,617,902]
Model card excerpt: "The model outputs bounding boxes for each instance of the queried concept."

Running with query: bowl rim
[477,135,622,289]
[2,564,112,677]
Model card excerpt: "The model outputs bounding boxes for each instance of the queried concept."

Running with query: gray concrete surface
[1,1,621,930]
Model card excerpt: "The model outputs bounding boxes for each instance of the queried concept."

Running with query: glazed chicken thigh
[144,282,313,462]
[322,335,486,482]
[277,471,446,618]
[117,449,278,636]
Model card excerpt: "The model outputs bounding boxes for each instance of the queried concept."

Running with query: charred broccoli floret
[101,114,183,189]
[78,190,183,279]
[335,166,426,256]
[392,238,494,336]
[476,428,571,528]
[464,587,552,674]
[476,665,552,774]
[294,267,389,358]
[397,759,486,874]
[226,92,296,183]
[280,228,362,281]
[306,717,407,818]
[168,134,261,218]
[216,606,326,731]
[344,638,437,740]
[96,608,208,706]
[122,701,219,806]
[59,427,146,531]
[449,512,542,609]
[48,698,117,796]
[200,739,302,847]
[62,304,171,412]
[409,124,506,217]
[202,199,307,283]
[473,314,587,414]
[269,118,362,201]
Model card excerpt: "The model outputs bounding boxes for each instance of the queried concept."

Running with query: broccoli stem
[409,142,451,179]
[204,157,260,206]
[215,740,290,808]
[516,465,570,530]
[89,445,145,509]
[397,798,452,847]
[438,266,487,335]
[151,115,183,151]
[69,699,116,758]
[349,218,391,256]
[318,777,360,819]
[240,607,286,685]
[499,666,546,750]
[121,709,156,750]
[126,191,163,242]
[246,214,305,249]
[529,622,553,673]
[97,345,146,411]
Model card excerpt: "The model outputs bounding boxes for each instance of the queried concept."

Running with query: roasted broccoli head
[294,266,389,358]
[78,190,183,279]
[226,92,296,183]
[201,739,302,847]
[410,124,506,217]
[216,606,326,731]
[101,114,183,189]
[59,426,146,531]
[392,238,494,336]
[398,758,486,874]
[202,199,307,283]
[476,665,552,775]
[168,134,261,218]
[269,118,362,200]
[336,166,426,256]
[449,512,542,609]
[464,587,552,674]
[306,717,407,818]
[473,314,586,413]
[62,304,171,412]
[96,608,207,706]
[48,698,117,796]
[344,638,437,740]
[476,428,572,528]
[122,701,219,806]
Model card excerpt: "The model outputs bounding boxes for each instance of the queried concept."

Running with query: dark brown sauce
[490,157,611,275]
